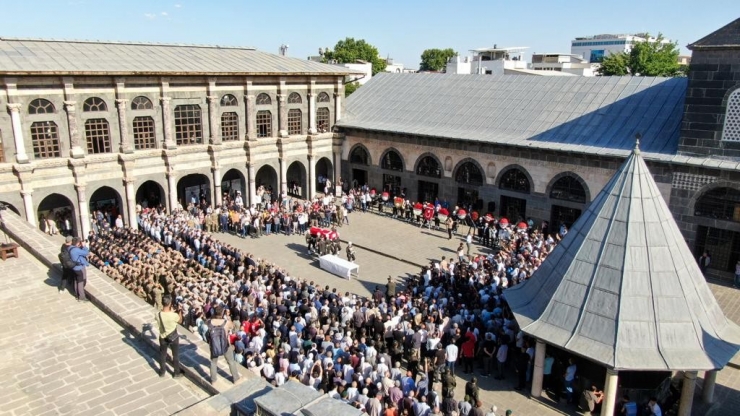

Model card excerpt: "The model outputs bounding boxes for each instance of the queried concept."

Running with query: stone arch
[89,185,124,227]
[177,173,211,206]
[287,160,307,198]
[453,158,486,186]
[691,181,740,221]
[546,171,591,203]
[222,168,246,200]
[413,152,443,178]
[37,193,76,236]
[255,164,278,193]
[315,156,334,193]
[136,180,165,210]
[495,164,534,193]
[379,147,405,172]
[349,143,372,166]
[0,201,20,216]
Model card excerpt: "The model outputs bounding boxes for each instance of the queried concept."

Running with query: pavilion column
[702,370,717,404]
[64,101,85,158]
[678,371,698,416]
[333,150,342,195]
[167,171,177,213]
[602,369,619,416]
[6,103,29,163]
[212,167,222,206]
[307,155,316,199]
[308,92,317,134]
[20,190,35,226]
[75,184,91,238]
[161,97,176,149]
[530,340,546,397]
[245,95,256,140]
[248,163,256,207]
[334,92,342,123]
[115,99,133,153]
[277,94,288,138]
[124,179,137,228]
[279,158,288,194]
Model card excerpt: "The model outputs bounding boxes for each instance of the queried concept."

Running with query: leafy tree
[419,48,457,72]
[345,82,360,97]
[597,34,682,77]
[323,38,385,75]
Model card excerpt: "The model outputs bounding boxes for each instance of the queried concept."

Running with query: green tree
[597,34,682,77]
[419,48,457,72]
[323,37,385,75]
[345,82,360,97]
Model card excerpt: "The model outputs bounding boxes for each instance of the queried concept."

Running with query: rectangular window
[316,107,330,133]
[256,110,272,138]
[287,109,302,135]
[132,116,156,150]
[30,121,61,159]
[85,118,111,154]
[221,112,239,141]
[174,104,202,145]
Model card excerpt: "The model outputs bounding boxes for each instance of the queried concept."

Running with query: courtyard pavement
[0,245,209,416]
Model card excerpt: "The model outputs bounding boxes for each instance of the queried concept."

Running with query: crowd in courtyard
[72,185,629,416]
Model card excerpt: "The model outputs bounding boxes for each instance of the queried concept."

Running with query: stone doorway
[418,180,438,203]
[500,195,526,221]
[550,205,582,229]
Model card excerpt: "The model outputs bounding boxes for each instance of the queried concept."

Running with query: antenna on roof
[279,44,289,56]
[634,133,642,155]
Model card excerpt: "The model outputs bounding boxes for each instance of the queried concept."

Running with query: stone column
[167,172,178,213]
[124,179,137,228]
[530,340,546,398]
[161,97,176,149]
[207,95,221,145]
[6,103,29,163]
[248,163,256,206]
[307,155,316,199]
[702,370,717,404]
[213,167,222,206]
[602,369,619,416]
[678,371,697,416]
[64,101,85,158]
[280,158,288,194]
[20,190,35,226]
[76,184,91,238]
[277,94,288,138]
[308,93,317,134]
[333,150,342,195]
[334,92,342,123]
[115,99,133,153]
[245,95,256,140]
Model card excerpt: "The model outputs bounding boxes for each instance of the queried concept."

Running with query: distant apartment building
[571,33,673,63]
[445,46,528,75]
[530,53,596,76]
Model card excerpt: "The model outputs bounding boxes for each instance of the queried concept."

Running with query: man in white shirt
[445,342,459,375]
[648,397,662,416]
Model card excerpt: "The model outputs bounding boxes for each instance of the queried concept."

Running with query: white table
[319,254,359,280]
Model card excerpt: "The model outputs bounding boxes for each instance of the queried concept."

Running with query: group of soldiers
[305,230,357,262]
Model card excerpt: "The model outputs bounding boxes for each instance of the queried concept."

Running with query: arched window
[317,107,331,132]
[85,118,111,154]
[30,121,61,158]
[695,187,740,222]
[131,96,153,110]
[288,92,302,104]
[288,109,302,135]
[722,89,740,141]
[550,175,586,203]
[416,156,441,178]
[499,168,530,193]
[256,110,272,138]
[28,99,55,114]
[256,93,271,105]
[317,92,331,102]
[221,94,238,107]
[174,104,202,145]
[381,150,403,171]
[132,116,156,149]
[455,161,483,186]
[82,97,107,112]
[350,146,369,165]
[221,112,239,141]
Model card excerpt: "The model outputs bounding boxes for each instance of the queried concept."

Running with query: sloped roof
[505,146,740,371]
[689,18,740,50]
[338,73,686,160]
[0,38,359,76]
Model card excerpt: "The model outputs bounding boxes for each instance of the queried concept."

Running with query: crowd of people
[69,183,626,416]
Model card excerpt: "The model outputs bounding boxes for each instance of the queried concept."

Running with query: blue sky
[1,0,736,69]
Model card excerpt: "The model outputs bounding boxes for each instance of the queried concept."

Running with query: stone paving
[0,245,209,416]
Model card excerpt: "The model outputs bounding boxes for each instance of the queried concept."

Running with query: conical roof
[506,145,740,371]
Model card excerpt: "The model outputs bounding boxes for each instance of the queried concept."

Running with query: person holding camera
[68,237,90,302]
[155,294,183,378]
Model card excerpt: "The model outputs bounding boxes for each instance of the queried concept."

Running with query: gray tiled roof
[338,73,686,160]
[506,148,740,371]
[0,38,359,76]
[689,18,740,49]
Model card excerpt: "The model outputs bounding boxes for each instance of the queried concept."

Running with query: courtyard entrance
[695,226,740,273]
[550,205,582,229]
[352,169,368,189]
[418,180,438,203]
[500,195,526,221]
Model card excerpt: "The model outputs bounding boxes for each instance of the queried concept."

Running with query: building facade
[571,33,673,63]
[0,38,354,237]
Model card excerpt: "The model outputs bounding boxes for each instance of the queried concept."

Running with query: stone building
[0,38,355,237]
[336,18,740,279]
